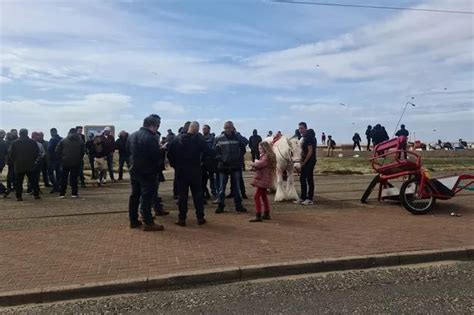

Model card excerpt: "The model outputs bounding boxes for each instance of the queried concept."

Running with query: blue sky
[0,0,473,143]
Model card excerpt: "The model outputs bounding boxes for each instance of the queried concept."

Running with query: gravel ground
[2,261,473,314]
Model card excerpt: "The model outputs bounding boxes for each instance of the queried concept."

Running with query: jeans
[300,160,316,201]
[88,154,96,179]
[176,167,205,221]
[118,155,130,180]
[218,169,242,210]
[48,159,62,191]
[128,172,156,225]
[41,159,50,186]
[15,171,39,198]
[251,150,260,162]
[201,163,218,198]
[77,159,85,185]
[7,162,15,190]
[106,152,115,180]
[230,169,246,196]
[61,166,79,196]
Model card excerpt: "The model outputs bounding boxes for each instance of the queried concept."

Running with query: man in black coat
[249,129,262,162]
[127,115,164,232]
[56,128,85,198]
[168,121,210,226]
[365,125,372,151]
[115,131,130,181]
[9,129,40,201]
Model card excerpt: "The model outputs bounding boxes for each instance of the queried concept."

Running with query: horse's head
[288,137,302,171]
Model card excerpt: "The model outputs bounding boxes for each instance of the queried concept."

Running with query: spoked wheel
[400,177,436,215]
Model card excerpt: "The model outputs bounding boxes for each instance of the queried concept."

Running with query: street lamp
[394,101,416,135]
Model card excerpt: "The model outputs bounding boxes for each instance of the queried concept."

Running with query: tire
[400,177,436,215]
[361,174,380,203]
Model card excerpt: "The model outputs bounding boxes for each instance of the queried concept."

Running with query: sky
[0,0,473,143]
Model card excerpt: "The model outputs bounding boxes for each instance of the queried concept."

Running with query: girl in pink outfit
[249,142,276,222]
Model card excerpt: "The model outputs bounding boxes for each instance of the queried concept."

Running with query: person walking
[294,123,317,205]
[47,128,62,194]
[365,125,373,151]
[102,127,116,182]
[168,121,210,226]
[56,128,85,198]
[201,125,218,201]
[249,142,276,222]
[214,121,248,213]
[321,132,326,145]
[249,129,262,162]
[9,129,40,201]
[115,131,130,181]
[127,115,164,231]
[352,133,362,151]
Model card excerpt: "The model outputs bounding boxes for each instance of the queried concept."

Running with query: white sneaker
[302,199,314,205]
[293,199,304,204]
[58,195,65,199]
[71,195,79,199]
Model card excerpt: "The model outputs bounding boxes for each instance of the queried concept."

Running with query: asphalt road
[2,261,472,314]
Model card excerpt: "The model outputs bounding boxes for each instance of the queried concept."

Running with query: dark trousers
[300,161,316,201]
[106,153,115,180]
[7,162,15,190]
[176,167,205,221]
[173,172,178,198]
[201,163,218,198]
[61,166,79,196]
[48,159,62,191]
[27,163,42,193]
[230,169,246,196]
[41,159,50,186]
[366,138,371,151]
[218,169,242,209]
[77,159,85,185]
[152,178,164,214]
[353,141,361,151]
[251,150,260,162]
[15,171,39,198]
[118,155,130,180]
[88,154,96,179]
[128,173,156,225]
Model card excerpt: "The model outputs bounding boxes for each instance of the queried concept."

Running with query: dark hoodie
[56,132,85,168]
[168,132,209,169]
[302,129,317,163]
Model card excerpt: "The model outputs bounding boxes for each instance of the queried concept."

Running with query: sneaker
[293,199,304,204]
[71,195,79,199]
[130,221,142,229]
[175,221,186,227]
[215,207,225,214]
[262,212,271,220]
[302,199,314,205]
[155,211,170,217]
[236,207,248,213]
[58,195,65,199]
[142,223,165,232]
[197,218,207,226]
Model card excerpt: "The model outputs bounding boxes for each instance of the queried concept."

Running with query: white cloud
[0,76,12,84]
[152,101,187,115]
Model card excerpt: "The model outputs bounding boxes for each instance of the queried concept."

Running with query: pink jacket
[251,153,274,189]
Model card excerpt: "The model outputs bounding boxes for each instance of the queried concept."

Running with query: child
[249,142,276,222]
[327,135,336,157]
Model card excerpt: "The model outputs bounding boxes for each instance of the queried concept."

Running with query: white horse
[264,135,302,202]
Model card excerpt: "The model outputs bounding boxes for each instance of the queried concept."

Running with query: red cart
[361,137,474,214]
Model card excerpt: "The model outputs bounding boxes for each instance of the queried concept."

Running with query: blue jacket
[48,134,63,161]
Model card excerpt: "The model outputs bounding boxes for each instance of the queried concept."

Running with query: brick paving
[0,173,473,294]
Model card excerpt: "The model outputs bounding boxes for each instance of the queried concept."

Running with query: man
[249,129,262,162]
[214,121,248,213]
[201,125,218,201]
[115,131,130,181]
[0,130,8,193]
[92,133,108,186]
[48,128,63,193]
[365,125,373,151]
[371,124,389,146]
[37,132,51,187]
[352,133,362,151]
[165,129,176,144]
[5,131,18,192]
[85,132,96,179]
[327,135,336,157]
[321,132,326,145]
[102,127,116,182]
[76,126,86,188]
[56,128,85,198]
[10,129,40,201]
[168,121,210,226]
[395,124,409,158]
[127,115,164,231]
[27,132,45,194]
[295,122,317,205]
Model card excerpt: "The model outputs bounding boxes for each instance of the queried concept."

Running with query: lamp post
[394,101,416,135]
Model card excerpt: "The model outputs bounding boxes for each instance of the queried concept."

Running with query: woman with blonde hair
[249,141,276,222]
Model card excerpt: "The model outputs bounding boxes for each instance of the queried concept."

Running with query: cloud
[0,76,12,84]
[152,101,187,115]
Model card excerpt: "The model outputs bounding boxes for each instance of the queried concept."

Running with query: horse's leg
[286,168,299,200]
[274,169,285,202]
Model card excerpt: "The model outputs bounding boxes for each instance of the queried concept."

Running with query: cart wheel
[400,177,436,215]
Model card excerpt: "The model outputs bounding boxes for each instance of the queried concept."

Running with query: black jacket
[0,139,8,169]
[56,134,85,168]
[10,136,40,173]
[214,132,246,171]
[115,136,129,157]
[127,127,162,176]
[249,134,262,152]
[168,133,209,169]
